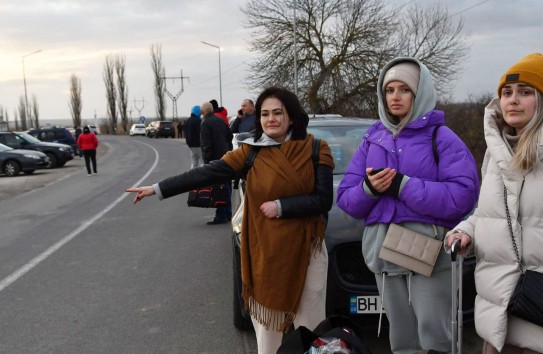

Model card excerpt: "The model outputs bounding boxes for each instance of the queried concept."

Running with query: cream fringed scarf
[222,136,334,332]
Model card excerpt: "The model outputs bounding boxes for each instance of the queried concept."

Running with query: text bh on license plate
[350,296,385,314]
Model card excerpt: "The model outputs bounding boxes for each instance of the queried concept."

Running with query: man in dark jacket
[230,99,256,133]
[183,105,203,169]
[200,101,233,224]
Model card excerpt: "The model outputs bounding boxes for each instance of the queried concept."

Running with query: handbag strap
[503,184,522,265]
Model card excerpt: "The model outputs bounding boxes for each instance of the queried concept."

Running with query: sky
[0,0,542,125]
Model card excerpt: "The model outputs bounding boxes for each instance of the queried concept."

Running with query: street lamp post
[201,41,222,106]
[22,49,42,128]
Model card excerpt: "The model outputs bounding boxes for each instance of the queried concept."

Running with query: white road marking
[0,141,159,293]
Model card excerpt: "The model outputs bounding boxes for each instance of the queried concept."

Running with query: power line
[448,0,492,17]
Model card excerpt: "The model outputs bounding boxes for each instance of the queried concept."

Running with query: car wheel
[24,169,35,175]
[232,235,253,330]
[4,160,21,177]
[45,153,57,169]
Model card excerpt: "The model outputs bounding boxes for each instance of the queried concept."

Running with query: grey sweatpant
[376,256,453,354]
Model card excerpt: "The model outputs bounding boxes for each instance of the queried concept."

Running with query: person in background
[336,57,479,354]
[200,102,233,224]
[126,86,334,354]
[446,53,543,354]
[183,105,203,169]
[77,125,99,176]
[74,126,83,158]
[210,99,229,126]
[231,99,256,133]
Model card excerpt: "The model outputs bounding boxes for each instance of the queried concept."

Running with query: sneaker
[206,219,228,225]
[87,174,92,177]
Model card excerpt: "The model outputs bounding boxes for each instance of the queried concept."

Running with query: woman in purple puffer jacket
[337,57,479,354]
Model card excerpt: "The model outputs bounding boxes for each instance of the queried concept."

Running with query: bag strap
[432,125,441,166]
[504,184,522,266]
[312,138,321,169]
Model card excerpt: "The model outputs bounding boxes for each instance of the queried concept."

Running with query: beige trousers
[483,341,542,354]
[251,243,328,354]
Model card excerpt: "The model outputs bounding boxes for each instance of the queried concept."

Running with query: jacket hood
[190,105,201,117]
[377,57,437,135]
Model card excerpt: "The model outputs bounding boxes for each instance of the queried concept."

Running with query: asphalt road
[0,135,483,353]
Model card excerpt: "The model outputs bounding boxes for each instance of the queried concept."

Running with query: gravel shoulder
[0,143,109,201]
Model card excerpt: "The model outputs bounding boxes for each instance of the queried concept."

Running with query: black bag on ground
[277,315,371,354]
[508,269,543,327]
[187,183,228,208]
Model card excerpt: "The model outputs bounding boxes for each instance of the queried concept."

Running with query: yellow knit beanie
[498,53,543,97]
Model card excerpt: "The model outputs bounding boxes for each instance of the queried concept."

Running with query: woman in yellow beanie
[446,53,543,353]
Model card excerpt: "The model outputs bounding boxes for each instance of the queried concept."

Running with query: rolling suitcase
[450,239,464,354]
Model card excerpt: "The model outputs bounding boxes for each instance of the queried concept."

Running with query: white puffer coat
[454,98,543,352]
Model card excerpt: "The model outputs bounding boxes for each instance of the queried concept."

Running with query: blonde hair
[510,91,543,171]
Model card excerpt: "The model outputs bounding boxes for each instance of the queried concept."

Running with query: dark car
[0,143,49,177]
[231,117,477,330]
[146,121,175,138]
[27,127,79,155]
[0,132,74,169]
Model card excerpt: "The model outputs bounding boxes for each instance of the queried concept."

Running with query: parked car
[88,125,100,135]
[27,127,79,155]
[146,121,175,138]
[0,142,49,176]
[231,117,477,330]
[0,132,74,169]
[129,124,146,136]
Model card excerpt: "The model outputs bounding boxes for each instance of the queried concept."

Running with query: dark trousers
[215,182,232,221]
[83,149,97,174]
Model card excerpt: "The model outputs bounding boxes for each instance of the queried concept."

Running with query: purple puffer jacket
[337,110,479,229]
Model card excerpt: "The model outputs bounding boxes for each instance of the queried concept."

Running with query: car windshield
[308,124,368,175]
[134,124,145,128]
[0,143,13,152]
[15,132,42,144]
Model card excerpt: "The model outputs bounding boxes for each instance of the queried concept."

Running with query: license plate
[350,296,385,314]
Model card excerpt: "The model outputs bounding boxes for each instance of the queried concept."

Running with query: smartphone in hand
[369,168,384,175]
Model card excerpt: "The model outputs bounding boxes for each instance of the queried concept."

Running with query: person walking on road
[446,53,543,354]
[183,105,203,169]
[126,87,334,354]
[337,57,479,354]
[77,126,99,176]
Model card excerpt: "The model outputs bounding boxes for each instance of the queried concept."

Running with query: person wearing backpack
[126,86,334,354]
[337,57,479,354]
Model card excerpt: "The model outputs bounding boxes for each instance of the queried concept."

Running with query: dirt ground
[0,143,108,201]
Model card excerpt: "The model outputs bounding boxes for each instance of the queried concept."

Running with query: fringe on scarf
[242,289,297,333]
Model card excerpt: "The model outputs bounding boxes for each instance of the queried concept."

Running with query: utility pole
[133,97,145,117]
[161,70,189,120]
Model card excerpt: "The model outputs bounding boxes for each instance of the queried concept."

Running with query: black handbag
[504,185,543,327]
[187,183,228,208]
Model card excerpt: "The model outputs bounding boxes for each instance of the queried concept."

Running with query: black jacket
[183,114,201,147]
[230,113,256,133]
[200,113,233,163]
[158,158,333,218]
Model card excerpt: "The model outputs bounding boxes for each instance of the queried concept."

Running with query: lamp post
[201,41,222,106]
[22,49,42,127]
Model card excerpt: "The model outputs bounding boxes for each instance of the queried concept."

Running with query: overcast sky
[0,0,541,124]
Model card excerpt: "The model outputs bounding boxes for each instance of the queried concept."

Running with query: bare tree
[68,74,83,128]
[18,96,27,131]
[103,54,117,133]
[32,94,40,128]
[151,44,166,120]
[115,54,129,133]
[14,110,19,131]
[244,0,469,116]
[396,3,469,95]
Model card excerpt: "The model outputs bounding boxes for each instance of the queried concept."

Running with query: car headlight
[58,147,68,152]
[24,154,40,159]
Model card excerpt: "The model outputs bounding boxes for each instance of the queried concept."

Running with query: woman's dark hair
[253,86,308,141]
